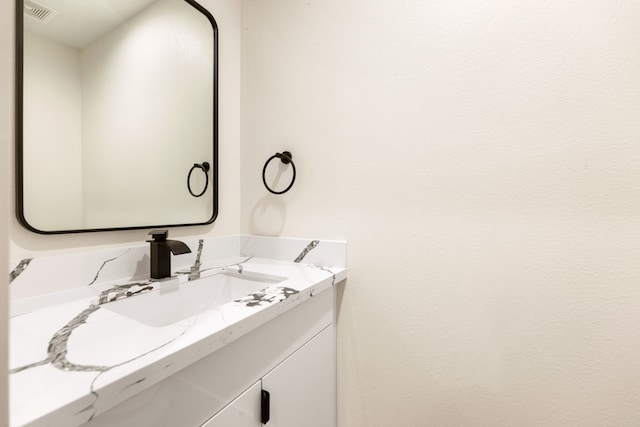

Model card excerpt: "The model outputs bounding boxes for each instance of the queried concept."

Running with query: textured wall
[241,0,640,425]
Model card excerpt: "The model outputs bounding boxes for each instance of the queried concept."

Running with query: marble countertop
[9,252,346,427]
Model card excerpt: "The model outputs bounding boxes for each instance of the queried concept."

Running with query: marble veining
[11,281,156,375]
[12,255,251,375]
[9,258,32,283]
[176,239,255,281]
[178,254,254,280]
[97,282,154,304]
[49,304,109,372]
[77,314,198,423]
[10,305,105,375]
[12,284,201,424]
[316,265,339,286]
[188,239,204,280]
[88,249,130,286]
[294,240,320,263]
[234,286,300,307]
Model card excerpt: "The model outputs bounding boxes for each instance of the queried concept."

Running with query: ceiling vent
[24,0,58,24]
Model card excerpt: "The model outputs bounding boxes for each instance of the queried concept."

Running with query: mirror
[16,0,218,233]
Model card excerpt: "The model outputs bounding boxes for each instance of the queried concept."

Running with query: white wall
[10,0,241,259]
[241,0,640,425]
[22,31,84,230]
[81,0,214,228]
[0,0,12,424]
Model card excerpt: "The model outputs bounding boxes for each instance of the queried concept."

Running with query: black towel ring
[262,151,296,195]
[188,162,210,197]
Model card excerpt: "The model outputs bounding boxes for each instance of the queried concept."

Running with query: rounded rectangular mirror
[16,0,218,233]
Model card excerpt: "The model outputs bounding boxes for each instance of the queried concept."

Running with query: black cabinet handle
[261,389,270,424]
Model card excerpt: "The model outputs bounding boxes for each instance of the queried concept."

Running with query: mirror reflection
[18,0,218,233]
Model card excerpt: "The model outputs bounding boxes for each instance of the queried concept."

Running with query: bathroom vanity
[9,236,347,427]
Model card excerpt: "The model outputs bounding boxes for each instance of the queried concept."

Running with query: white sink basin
[103,270,286,327]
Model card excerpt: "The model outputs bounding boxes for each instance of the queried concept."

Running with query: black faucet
[147,230,192,279]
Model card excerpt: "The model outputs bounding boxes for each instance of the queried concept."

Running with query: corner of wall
[0,0,13,423]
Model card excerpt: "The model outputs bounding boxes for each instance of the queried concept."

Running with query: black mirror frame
[15,0,219,234]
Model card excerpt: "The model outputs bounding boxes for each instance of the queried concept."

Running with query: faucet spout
[163,239,191,255]
[147,230,192,279]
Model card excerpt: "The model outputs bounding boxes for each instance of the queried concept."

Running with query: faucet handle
[148,229,168,242]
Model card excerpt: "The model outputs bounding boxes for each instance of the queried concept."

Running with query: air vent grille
[24,0,58,23]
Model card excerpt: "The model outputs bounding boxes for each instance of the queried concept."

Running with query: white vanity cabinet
[202,325,335,427]
[201,381,262,427]
[85,287,336,427]
[261,325,335,427]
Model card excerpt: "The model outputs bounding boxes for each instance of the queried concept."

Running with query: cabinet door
[262,326,335,427]
[201,381,262,427]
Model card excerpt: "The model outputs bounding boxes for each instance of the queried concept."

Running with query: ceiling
[23,0,157,49]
